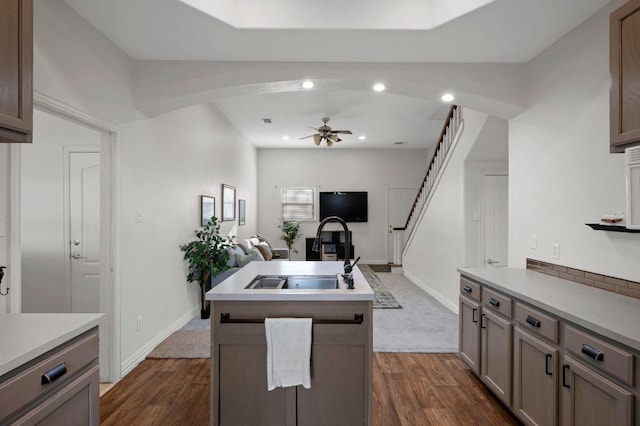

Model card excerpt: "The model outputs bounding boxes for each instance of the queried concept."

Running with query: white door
[387,188,418,263]
[483,175,508,268]
[69,151,101,313]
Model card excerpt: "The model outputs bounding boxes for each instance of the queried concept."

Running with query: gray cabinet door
[513,327,558,426]
[481,308,512,407]
[561,355,633,426]
[218,340,293,426]
[297,343,367,425]
[459,295,481,374]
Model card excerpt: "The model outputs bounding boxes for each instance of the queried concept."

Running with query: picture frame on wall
[238,199,246,226]
[222,184,236,221]
[200,195,215,227]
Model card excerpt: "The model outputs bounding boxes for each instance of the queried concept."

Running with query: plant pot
[201,301,211,319]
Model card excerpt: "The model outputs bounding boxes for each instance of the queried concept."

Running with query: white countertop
[458,268,640,352]
[207,261,374,301]
[0,313,103,377]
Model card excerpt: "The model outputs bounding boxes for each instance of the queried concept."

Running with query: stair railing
[392,105,462,265]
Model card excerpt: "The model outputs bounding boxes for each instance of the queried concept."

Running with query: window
[281,187,316,221]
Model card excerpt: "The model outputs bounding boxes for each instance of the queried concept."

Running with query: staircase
[391,105,464,267]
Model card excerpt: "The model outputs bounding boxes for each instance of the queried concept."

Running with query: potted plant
[180,216,232,319]
[279,219,301,259]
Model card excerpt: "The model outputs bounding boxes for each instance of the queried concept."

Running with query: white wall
[402,109,489,311]
[509,0,640,283]
[31,0,259,375]
[256,148,428,263]
[118,103,257,366]
[21,109,102,313]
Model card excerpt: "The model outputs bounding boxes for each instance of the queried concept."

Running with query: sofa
[211,236,288,288]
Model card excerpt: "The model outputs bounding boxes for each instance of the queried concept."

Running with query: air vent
[626,146,640,166]
[262,118,272,124]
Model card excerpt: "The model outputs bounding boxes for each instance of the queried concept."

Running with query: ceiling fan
[299,117,352,147]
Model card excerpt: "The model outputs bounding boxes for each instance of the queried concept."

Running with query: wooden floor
[100,353,521,425]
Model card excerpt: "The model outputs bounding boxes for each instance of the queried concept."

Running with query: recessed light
[302,81,314,89]
[373,83,386,92]
[282,135,289,140]
[441,93,455,102]
[358,135,367,140]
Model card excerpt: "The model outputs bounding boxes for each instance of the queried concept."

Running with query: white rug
[373,273,459,353]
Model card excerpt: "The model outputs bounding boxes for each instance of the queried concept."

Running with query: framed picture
[238,199,246,226]
[200,196,215,227]
[222,184,236,221]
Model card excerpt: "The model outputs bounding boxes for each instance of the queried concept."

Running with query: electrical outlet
[136,316,142,332]
[530,234,537,250]
[552,243,560,259]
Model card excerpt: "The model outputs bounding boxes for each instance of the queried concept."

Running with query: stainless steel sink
[245,275,340,290]
[245,275,287,289]
[283,275,340,289]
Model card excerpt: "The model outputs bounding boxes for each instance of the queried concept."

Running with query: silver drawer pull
[463,285,472,293]
[489,298,500,307]
[526,315,541,328]
[582,344,604,361]
[41,363,67,385]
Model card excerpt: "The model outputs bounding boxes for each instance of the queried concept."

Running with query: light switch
[472,211,481,221]
[135,209,143,223]
[530,234,537,250]
[552,243,560,259]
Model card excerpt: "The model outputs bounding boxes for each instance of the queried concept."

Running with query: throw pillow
[236,249,263,267]
[254,243,273,261]
[236,242,250,255]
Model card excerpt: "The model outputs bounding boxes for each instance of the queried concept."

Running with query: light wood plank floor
[100,353,521,425]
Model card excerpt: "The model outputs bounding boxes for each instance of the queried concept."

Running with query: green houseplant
[279,219,301,258]
[180,216,232,319]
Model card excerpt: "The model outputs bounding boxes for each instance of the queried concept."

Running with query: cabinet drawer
[481,287,512,319]
[514,302,558,344]
[0,328,98,420]
[460,276,481,302]
[565,325,634,386]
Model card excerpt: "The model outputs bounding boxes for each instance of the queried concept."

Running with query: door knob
[486,258,499,265]
[73,240,80,246]
[71,252,82,259]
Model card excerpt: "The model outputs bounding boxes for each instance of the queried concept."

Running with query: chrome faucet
[312,216,360,289]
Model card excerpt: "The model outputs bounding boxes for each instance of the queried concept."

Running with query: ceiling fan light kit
[300,117,352,147]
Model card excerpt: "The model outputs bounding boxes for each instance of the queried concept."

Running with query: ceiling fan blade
[299,134,315,140]
[331,130,352,134]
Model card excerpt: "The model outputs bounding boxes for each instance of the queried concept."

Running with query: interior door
[69,151,101,313]
[387,188,417,263]
[483,175,508,268]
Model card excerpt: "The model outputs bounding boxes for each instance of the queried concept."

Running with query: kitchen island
[207,261,374,426]
[0,313,103,424]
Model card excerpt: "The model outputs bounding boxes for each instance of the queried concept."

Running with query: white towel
[265,317,312,391]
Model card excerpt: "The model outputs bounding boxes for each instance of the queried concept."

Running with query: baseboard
[120,306,199,377]
[403,271,459,314]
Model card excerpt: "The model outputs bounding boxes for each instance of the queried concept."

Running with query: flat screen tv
[319,191,368,223]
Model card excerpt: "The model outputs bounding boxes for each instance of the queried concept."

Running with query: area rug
[359,264,402,309]
[146,318,210,359]
[373,272,458,353]
[367,263,392,273]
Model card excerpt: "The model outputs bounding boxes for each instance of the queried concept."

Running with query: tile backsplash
[526,258,640,300]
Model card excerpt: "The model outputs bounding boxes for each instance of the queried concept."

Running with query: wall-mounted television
[319,191,368,223]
